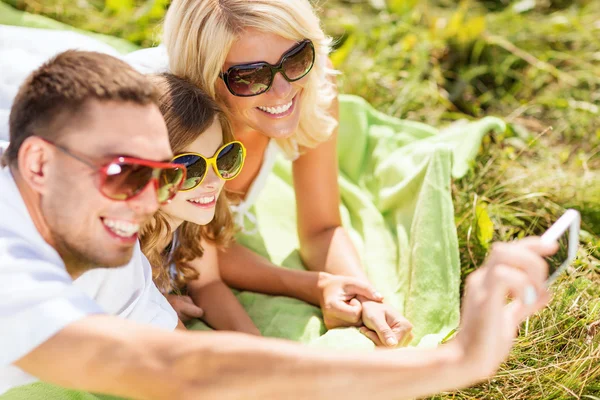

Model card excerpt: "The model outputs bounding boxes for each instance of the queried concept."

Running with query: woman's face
[161,118,225,226]
[216,29,311,139]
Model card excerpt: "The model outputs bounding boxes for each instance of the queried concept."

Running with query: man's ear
[17,137,54,195]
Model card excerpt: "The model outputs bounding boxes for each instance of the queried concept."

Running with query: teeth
[188,195,215,205]
[103,218,140,238]
[257,100,293,115]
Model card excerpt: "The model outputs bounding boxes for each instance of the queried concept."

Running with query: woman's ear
[17,136,53,195]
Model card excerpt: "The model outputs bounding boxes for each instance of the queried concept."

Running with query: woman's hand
[357,299,414,348]
[317,273,383,329]
[165,294,204,323]
[452,237,558,381]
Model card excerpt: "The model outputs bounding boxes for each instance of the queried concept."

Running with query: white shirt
[0,166,177,394]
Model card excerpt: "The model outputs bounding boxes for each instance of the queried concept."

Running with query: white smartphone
[541,209,581,285]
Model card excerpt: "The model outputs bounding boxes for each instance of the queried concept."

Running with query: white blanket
[0,25,147,141]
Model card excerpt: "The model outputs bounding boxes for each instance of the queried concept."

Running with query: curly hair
[141,73,235,293]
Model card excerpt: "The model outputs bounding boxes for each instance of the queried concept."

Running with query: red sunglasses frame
[41,138,187,205]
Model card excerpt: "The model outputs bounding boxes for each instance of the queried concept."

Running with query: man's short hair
[3,50,159,167]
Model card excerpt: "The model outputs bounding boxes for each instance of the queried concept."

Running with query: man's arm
[14,314,470,400]
[16,238,557,400]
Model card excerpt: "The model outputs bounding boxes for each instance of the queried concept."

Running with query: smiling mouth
[256,95,296,117]
[101,217,140,242]
[187,194,217,208]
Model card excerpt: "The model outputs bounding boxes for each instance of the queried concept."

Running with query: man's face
[42,100,172,271]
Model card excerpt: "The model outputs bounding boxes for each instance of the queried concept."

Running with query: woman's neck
[232,123,270,149]
[225,133,271,199]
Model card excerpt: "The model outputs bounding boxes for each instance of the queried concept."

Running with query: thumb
[179,301,205,319]
[365,312,398,347]
[349,298,361,309]
[345,280,384,302]
[329,298,363,324]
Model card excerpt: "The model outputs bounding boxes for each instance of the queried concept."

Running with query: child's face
[161,118,226,226]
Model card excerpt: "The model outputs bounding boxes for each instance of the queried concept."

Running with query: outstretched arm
[15,238,557,400]
[15,314,468,400]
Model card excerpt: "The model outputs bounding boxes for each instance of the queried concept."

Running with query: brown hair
[3,50,158,167]
[140,73,235,293]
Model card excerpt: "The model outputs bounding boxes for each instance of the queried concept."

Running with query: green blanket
[0,4,505,399]
[189,95,505,350]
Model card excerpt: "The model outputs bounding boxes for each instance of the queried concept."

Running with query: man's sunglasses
[219,39,315,97]
[171,141,246,191]
[43,138,186,205]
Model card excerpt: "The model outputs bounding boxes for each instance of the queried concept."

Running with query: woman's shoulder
[124,46,170,74]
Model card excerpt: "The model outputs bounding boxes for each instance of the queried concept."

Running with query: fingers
[344,280,384,302]
[359,326,413,348]
[519,236,559,256]
[359,326,384,346]
[505,287,551,325]
[173,297,204,321]
[348,298,361,309]
[486,241,550,291]
[490,264,530,301]
[363,310,400,347]
[392,320,413,347]
[487,264,551,324]
[326,298,363,324]
[179,295,195,305]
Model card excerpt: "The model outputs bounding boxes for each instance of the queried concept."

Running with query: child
[140,73,260,335]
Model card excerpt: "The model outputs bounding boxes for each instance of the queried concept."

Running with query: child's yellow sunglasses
[171,141,246,191]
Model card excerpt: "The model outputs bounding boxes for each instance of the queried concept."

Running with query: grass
[1,0,599,398]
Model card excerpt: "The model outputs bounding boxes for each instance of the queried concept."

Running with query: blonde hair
[163,0,338,159]
[141,73,235,293]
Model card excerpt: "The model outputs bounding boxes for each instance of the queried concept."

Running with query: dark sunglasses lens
[172,154,207,190]
[158,167,186,203]
[102,162,154,200]
[227,64,272,96]
[282,42,314,81]
[216,142,245,179]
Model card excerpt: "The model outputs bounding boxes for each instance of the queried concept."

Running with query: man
[0,50,557,400]
[0,50,183,394]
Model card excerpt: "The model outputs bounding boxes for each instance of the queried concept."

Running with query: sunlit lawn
[2,0,599,398]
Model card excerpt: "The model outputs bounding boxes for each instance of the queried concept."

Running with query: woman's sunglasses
[171,141,246,191]
[43,138,186,205]
[220,39,315,97]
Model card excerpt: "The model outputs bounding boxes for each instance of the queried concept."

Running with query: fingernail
[386,337,398,346]
[524,285,538,306]
[374,291,383,299]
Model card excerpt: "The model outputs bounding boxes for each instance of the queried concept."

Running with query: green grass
[2,0,598,398]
